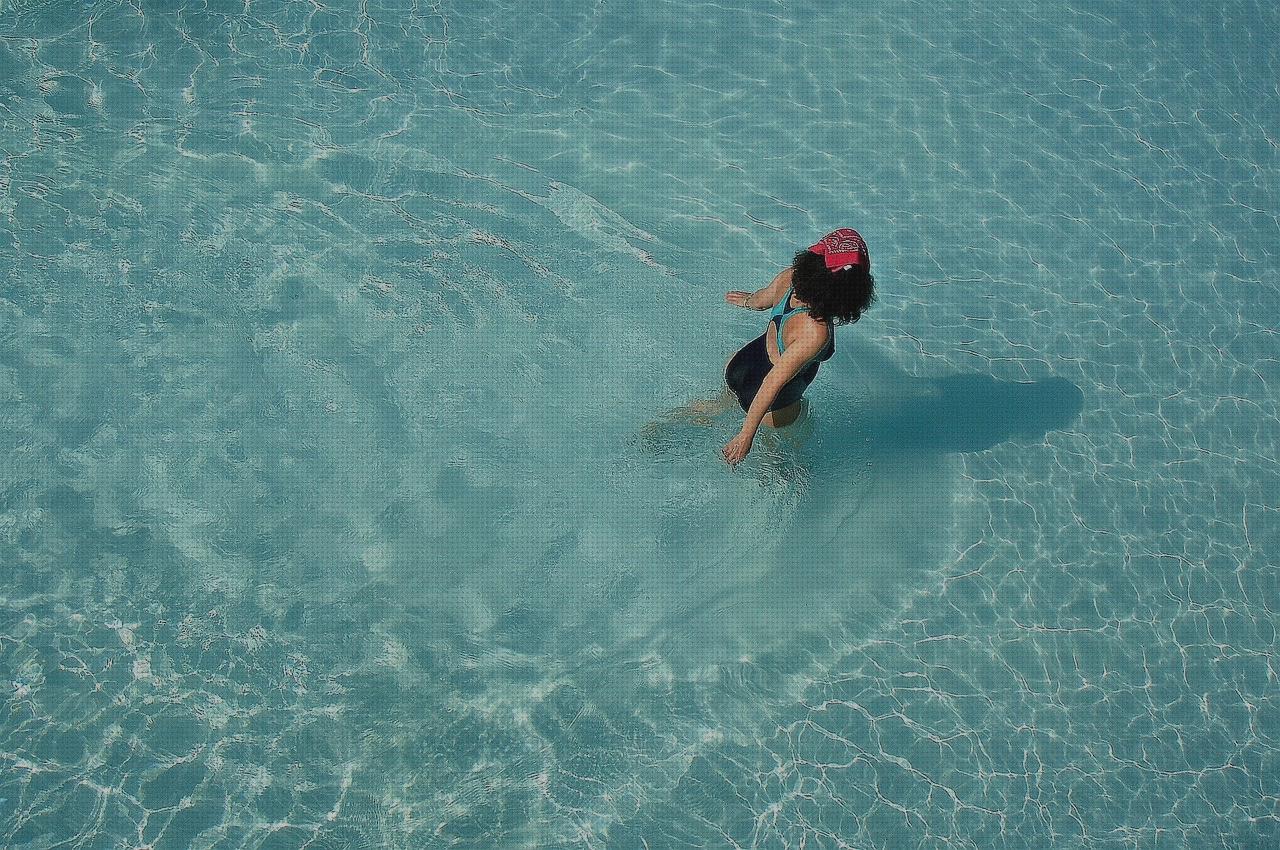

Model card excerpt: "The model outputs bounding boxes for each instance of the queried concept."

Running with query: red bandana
[809,228,869,271]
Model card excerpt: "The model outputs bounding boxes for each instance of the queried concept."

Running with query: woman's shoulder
[783,309,832,345]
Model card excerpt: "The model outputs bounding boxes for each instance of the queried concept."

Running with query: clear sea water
[1,0,1277,847]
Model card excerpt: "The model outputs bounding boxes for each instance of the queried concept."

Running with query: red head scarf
[809,228,869,271]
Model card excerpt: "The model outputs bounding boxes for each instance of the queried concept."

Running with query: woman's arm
[739,323,828,435]
[723,325,826,467]
[727,267,793,310]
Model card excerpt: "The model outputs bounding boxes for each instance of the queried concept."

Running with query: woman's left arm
[723,325,828,466]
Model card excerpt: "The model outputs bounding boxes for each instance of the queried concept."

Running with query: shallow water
[1,0,1277,847]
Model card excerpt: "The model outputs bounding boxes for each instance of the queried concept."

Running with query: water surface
[1,0,1277,847]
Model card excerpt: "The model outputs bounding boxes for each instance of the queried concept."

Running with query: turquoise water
[1,0,1277,847]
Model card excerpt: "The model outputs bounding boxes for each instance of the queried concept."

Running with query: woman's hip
[725,334,819,412]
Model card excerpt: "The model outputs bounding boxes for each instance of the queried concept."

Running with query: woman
[658,228,877,468]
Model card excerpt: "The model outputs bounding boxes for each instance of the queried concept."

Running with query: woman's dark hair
[789,249,877,325]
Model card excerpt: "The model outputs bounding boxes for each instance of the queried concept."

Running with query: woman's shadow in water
[631,337,1086,673]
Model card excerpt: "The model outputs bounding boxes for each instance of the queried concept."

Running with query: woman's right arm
[725,267,792,310]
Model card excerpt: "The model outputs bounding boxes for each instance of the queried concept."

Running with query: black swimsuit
[725,285,835,413]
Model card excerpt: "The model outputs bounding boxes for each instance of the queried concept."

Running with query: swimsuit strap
[770,285,833,357]
[769,285,807,323]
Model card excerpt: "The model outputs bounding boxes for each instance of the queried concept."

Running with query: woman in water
[655,228,877,468]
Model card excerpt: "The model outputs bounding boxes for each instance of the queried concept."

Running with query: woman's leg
[657,385,737,425]
[761,399,804,428]
[635,385,737,452]
[644,344,751,437]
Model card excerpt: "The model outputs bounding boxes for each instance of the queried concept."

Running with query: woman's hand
[722,430,754,468]
[725,291,757,310]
